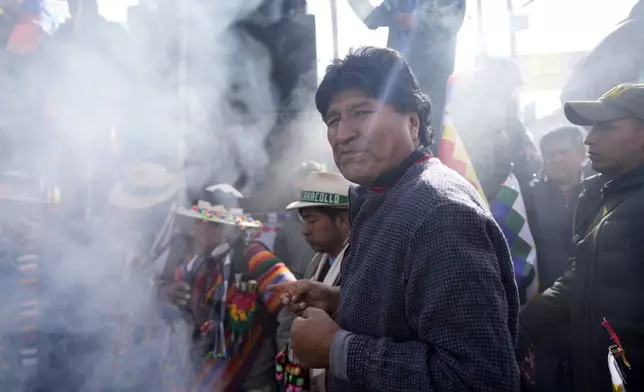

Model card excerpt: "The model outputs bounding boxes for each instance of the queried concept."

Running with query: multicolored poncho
[170,241,295,392]
[0,216,43,391]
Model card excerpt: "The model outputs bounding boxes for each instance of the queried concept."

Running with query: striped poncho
[164,240,296,392]
[0,215,44,391]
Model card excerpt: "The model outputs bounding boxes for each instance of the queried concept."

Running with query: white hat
[109,162,180,210]
[0,171,50,204]
[175,191,261,228]
[286,171,353,211]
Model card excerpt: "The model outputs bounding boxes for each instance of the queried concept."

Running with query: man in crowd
[155,186,296,392]
[271,46,519,391]
[277,171,352,392]
[528,126,586,292]
[522,82,644,392]
[0,171,55,391]
[347,0,466,139]
[273,161,326,278]
[524,126,586,391]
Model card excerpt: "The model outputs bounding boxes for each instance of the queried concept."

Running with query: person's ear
[408,113,420,144]
[340,211,350,231]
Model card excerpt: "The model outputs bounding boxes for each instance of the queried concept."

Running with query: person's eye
[356,110,372,116]
[326,118,339,126]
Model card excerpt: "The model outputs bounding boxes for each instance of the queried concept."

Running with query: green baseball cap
[564,83,644,126]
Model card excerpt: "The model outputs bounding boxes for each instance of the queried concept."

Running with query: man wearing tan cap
[522,83,644,392]
[277,171,352,392]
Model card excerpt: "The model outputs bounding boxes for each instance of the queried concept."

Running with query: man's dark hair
[315,46,433,147]
[539,125,585,153]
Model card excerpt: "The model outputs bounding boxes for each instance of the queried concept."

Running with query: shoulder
[399,158,489,215]
[582,173,606,189]
[386,160,495,241]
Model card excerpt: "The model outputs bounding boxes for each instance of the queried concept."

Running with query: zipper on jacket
[582,221,602,391]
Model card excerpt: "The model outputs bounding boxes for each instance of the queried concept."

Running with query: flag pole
[177,0,188,208]
[330,0,339,59]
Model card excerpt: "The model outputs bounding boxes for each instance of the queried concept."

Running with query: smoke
[0,0,320,390]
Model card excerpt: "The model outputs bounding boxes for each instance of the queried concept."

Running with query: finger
[172,292,191,302]
[302,306,323,319]
[292,316,306,329]
[177,282,191,292]
[267,281,297,293]
[280,293,292,305]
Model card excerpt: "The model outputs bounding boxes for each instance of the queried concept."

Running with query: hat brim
[286,201,350,211]
[564,101,628,126]
[175,206,261,228]
[0,195,49,204]
[109,178,181,210]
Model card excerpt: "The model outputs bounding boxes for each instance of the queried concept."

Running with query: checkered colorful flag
[437,117,488,205]
[490,173,538,304]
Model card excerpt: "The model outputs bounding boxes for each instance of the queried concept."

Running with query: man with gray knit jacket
[269,47,520,391]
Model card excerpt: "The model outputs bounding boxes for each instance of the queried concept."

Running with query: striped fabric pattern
[190,242,295,392]
[0,217,42,387]
[17,222,40,372]
[437,118,488,205]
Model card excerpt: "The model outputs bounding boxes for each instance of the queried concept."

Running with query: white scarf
[311,242,348,286]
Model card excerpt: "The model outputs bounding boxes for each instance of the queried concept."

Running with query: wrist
[328,286,341,313]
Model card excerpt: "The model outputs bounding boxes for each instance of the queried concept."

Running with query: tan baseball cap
[564,83,644,126]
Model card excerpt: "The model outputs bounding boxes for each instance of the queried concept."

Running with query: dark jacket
[362,0,465,79]
[329,151,520,391]
[525,178,581,291]
[521,165,644,392]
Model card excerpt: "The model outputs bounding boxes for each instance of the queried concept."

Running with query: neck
[369,149,427,190]
[328,237,348,258]
[604,162,644,181]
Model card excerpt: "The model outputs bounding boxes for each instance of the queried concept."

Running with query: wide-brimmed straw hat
[109,162,180,210]
[175,184,261,228]
[286,171,353,211]
[0,171,51,204]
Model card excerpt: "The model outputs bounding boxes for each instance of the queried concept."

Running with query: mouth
[340,150,367,160]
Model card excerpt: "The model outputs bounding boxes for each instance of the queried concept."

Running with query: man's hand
[290,307,341,369]
[268,280,339,316]
[157,281,191,307]
[394,13,418,30]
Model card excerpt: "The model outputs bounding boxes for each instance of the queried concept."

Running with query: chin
[339,166,370,185]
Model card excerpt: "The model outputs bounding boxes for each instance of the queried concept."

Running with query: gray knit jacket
[328,152,520,391]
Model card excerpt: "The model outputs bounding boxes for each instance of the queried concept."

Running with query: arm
[331,201,520,391]
[347,0,394,30]
[417,0,466,39]
[520,262,575,339]
[246,242,297,316]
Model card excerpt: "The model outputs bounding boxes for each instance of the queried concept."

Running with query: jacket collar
[602,164,644,198]
[370,149,431,193]
[348,149,431,223]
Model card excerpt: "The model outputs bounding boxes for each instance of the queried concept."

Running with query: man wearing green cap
[522,83,644,392]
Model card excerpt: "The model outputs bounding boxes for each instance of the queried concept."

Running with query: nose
[585,127,597,146]
[335,118,358,145]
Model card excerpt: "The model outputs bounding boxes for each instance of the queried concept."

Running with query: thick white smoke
[0,0,320,391]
